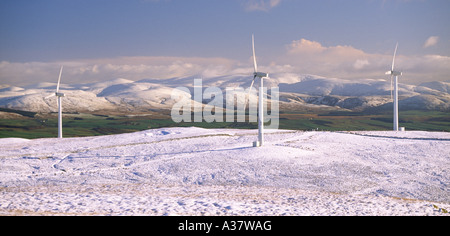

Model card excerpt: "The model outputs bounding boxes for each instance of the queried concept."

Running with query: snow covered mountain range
[1,73,449,114]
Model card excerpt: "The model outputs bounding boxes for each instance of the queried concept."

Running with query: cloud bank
[276,38,450,84]
[0,57,240,86]
[1,39,449,87]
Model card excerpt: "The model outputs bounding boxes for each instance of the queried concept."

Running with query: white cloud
[1,40,449,87]
[242,0,282,12]
[0,57,239,86]
[287,39,326,54]
[276,38,450,84]
[423,36,439,48]
[282,39,373,77]
[353,59,370,70]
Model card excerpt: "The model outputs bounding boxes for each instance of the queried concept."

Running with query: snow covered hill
[1,127,449,215]
[1,74,449,113]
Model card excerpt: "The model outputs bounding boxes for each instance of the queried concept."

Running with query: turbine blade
[392,43,398,71]
[45,94,55,99]
[248,76,256,97]
[252,34,258,73]
[56,66,63,93]
[390,75,393,100]
[246,76,257,106]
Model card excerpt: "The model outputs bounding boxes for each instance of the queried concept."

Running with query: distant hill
[1,73,449,114]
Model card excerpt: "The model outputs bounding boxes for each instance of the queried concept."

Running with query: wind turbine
[248,35,269,147]
[45,66,65,138]
[385,43,402,131]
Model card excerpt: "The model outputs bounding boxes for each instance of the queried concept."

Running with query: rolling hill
[1,73,449,114]
[0,127,449,215]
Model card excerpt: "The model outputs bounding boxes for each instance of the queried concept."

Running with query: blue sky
[1,0,449,85]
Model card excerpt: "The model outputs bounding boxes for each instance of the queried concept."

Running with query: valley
[1,109,448,139]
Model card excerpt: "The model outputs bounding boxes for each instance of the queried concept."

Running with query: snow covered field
[0,127,449,215]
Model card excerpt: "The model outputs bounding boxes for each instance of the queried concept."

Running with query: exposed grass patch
[0,110,449,139]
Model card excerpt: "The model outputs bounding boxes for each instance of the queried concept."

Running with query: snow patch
[0,128,449,215]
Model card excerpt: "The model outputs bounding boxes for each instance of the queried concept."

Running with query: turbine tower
[385,43,402,131]
[56,66,65,138]
[46,66,65,138]
[248,35,269,147]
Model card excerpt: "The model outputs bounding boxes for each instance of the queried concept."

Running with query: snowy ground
[0,127,449,216]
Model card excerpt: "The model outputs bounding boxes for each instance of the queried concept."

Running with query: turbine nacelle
[385,70,402,76]
[55,92,65,97]
[254,72,269,78]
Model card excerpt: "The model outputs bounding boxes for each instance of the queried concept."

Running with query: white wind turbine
[45,66,65,138]
[385,43,402,131]
[248,35,269,147]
